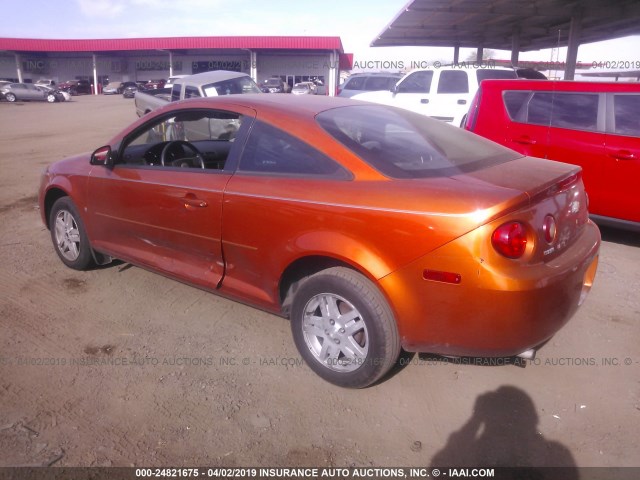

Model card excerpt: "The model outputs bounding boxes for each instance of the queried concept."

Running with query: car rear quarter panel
[381,212,600,356]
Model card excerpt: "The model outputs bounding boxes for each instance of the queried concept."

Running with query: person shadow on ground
[430,385,579,480]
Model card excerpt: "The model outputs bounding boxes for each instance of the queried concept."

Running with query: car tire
[290,267,400,388]
[46,94,56,103]
[49,197,95,270]
[5,93,16,102]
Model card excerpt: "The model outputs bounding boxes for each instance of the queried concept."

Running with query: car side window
[238,121,350,178]
[344,76,365,90]
[365,76,395,91]
[548,93,599,131]
[184,86,201,99]
[120,110,242,170]
[526,93,553,125]
[397,71,433,94]
[437,71,469,94]
[613,94,640,136]
[503,91,532,121]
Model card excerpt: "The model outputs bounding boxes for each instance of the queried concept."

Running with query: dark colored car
[260,77,289,93]
[145,79,166,90]
[464,79,640,229]
[337,72,403,98]
[122,82,140,98]
[58,79,92,95]
[39,95,599,388]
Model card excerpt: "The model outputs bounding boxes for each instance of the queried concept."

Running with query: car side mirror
[390,83,399,95]
[90,145,113,166]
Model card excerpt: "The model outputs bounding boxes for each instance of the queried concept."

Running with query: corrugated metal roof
[372,0,640,50]
[0,36,344,53]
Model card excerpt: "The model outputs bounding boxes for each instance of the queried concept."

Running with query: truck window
[437,71,468,94]
[171,84,181,102]
[397,71,433,94]
[184,86,201,99]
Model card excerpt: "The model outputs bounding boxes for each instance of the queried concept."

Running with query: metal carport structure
[371,0,640,79]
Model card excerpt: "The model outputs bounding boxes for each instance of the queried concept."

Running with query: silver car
[1,83,58,102]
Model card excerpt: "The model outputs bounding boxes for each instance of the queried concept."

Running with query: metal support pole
[15,53,23,83]
[92,54,98,95]
[564,13,582,80]
[511,30,520,67]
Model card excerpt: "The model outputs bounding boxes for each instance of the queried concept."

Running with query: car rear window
[503,91,599,131]
[316,105,520,179]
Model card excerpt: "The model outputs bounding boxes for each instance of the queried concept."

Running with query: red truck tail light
[492,221,528,258]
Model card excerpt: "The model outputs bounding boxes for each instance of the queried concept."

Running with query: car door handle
[610,149,635,160]
[183,194,208,208]
[513,135,537,145]
[457,99,467,105]
[420,99,429,104]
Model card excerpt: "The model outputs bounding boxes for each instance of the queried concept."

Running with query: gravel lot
[0,95,638,469]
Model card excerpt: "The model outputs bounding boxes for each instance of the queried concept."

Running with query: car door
[501,91,552,160]
[85,106,255,289]
[601,93,640,222]
[428,69,470,124]
[543,92,606,216]
[24,83,44,100]
[392,70,434,115]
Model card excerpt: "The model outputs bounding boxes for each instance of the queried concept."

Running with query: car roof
[200,93,360,116]
[479,79,640,92]
[176,70,250,84]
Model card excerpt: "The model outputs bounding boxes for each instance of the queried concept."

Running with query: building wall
[0,50,337,94]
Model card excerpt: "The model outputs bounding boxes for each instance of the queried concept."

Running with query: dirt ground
[0,95,638,470]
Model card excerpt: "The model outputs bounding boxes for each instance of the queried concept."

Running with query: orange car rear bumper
[380,220,601,357]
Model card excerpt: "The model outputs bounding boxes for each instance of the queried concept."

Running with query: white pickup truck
[351,66,518,127]
[134,70,261,117]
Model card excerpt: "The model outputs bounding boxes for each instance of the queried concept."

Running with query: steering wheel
[160,140,205,169]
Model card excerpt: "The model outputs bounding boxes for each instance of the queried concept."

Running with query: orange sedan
[39,95,600,388]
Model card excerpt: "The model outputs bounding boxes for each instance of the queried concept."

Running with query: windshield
[202,76,261,97]
[316,105,520,179]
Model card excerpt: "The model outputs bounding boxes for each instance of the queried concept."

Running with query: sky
[1,0,638,69]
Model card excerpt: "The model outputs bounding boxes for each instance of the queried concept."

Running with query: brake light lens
[492,222,528,258]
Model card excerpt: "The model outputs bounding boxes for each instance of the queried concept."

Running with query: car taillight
[492,221,528,258]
